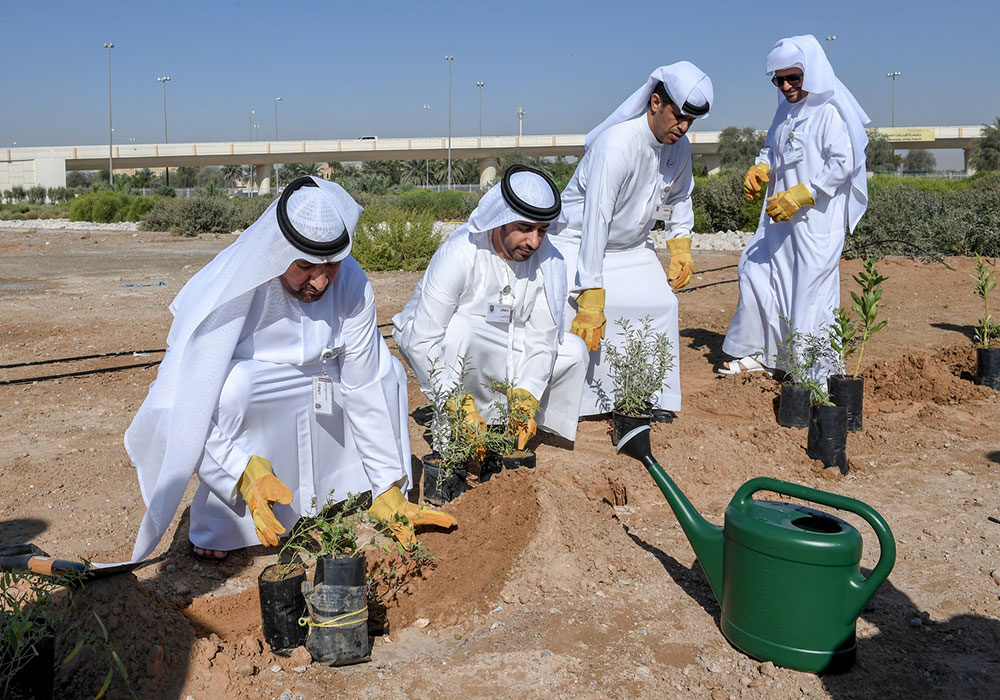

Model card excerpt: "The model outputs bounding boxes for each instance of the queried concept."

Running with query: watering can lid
[724,500,863,566]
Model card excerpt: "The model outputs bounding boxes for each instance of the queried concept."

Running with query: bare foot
[192,545,228,561]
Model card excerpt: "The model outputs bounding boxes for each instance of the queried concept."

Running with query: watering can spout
[617,426,725,601]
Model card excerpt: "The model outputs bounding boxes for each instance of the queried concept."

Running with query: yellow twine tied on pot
[298,607,368,629]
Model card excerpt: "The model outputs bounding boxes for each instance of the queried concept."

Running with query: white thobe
[393,227,587,440]
[552,114,693,415]
[723,100,853,379]
[134,261,411,552]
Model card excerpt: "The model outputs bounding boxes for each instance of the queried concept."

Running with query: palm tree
[397,160,429,187]
[222,165,247,187]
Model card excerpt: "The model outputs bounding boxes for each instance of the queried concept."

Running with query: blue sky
[3,0,998,153]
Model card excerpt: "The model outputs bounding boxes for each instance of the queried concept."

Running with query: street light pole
[825,35,836,60]
[517,106,524,139]
[886,71,902,127]
[249,109,255,142]
[157,76,170,186]
[445,56,454,189]
[274,97,282,188]
[274,97,281,141]
[423,104,430,187]
[104,43,114,186]
[476,81,484,138]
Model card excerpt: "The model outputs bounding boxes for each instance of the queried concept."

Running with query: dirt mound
[54,576,195,698]
[384,467,540,630]
[864,345,991,406]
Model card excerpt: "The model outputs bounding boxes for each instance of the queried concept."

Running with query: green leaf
[62,638,86,664]
[96,668,114,699]
[112,650,129,680]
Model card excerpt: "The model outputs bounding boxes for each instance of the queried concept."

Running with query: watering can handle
[733,477,896,617]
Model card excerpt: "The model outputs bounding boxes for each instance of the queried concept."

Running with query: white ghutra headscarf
[766,35,871,232]
[585,61,714,149]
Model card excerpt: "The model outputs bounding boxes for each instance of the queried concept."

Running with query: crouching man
[125,176,455,563]
[393,166,588,448]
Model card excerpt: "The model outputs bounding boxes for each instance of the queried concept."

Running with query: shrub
[26,186,47,205]
[174,196,241,235]
[351,206,440,271]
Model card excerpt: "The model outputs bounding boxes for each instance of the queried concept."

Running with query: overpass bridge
[0,126,985,194]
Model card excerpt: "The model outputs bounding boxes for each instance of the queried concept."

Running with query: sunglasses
[771,73,803,87]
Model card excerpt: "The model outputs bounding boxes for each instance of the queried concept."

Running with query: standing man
[553,62,714,416]
[393,165,588,446]
[125,177,455,562]
[721,35,870,377]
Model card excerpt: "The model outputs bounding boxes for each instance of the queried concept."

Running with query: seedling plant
[971,254,998,348]
[777,321,834,406]
[847,257,889,376]
[603,316,674,416]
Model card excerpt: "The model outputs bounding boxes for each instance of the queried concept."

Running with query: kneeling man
[393,166,587,447]
[126,176,455,562]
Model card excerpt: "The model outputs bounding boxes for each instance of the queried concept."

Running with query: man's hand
[743,163,770,201]
[238,456,293,547]
[506,387,539,450]
[369,486,458,549]
[765,183,815,222]
[570,288,607,351]
[665,237,694,290]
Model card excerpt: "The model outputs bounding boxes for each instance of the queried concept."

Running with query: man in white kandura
[720,34,869,378]
[125,176,456,563]
[552,62,714,418]
[393,165,588,447]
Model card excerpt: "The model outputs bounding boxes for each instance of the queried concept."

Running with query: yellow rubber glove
[765,183,815,222]
[570,288,607,351]
[369,486,458,549]
[238,456,294,547]
[506,387,539,450]
[665,237,694,290]
[743,162,770,201]
[444,393,487,461]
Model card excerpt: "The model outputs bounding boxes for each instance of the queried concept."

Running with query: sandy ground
[1,227,998,699]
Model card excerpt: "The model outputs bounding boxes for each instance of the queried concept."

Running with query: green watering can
[617,425,895,673]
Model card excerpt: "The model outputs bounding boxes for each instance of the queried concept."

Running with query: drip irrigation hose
[0,349,165,370]
[846,238,954,270]
[0,360,163,386]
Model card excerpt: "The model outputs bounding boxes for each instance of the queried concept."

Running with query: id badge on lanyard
[312,347,335,415]
[653,182,674,221]
[485,283,516,381]
[783,129,804,165]
[486,285,514,324]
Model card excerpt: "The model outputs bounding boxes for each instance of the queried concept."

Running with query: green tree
[398,159,430,187]
[902,150,937,174]
[718,127,766,169]
[971,116,1000,172]
[7,185,26,202]
[172,166,199,187]
[132,168,154,188]
[66,171,92,188]
[221,164,247,186]
[865,130,902,173]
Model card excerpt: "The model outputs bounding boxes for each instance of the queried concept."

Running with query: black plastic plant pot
[258,562,308,657]
[976,347,1000,390]
[422,453,468,504]
[481,449,536,482]
[302,554,370,667]
[2,634,55,700]
[777,384,810,429]
[807,404,849,474]
[612,410,652,445]
[828,375,865,432]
